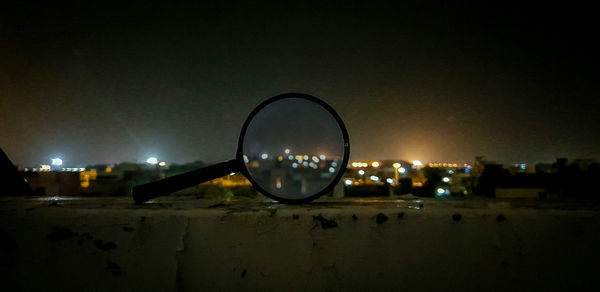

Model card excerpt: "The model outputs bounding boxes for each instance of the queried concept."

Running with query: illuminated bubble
[292,162,298,168]
[328,167,335,173]
[358,170,365,175]
[331,162,337,167]
[312,156,319,163]
[288,155,294,160]
[344,179,353,186]
[284,149,290,154]
[442,177,450,182]
[146,157,158,165]
[51,158,63,166]
[372,161,380,167]
[309,162,315,168]
[386,178,394,184]
[243,155,249,163]
[303,155,309,160]
[393,163,401,168]
[261,153,268,160]
[437,188,445,194]
[369,175,379,182]
[413,160,423,167]
[319,154,326,160]
[398,167,406,174]
[302,161,309,166]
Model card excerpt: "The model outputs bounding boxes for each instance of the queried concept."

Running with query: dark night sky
[1,0,599,167]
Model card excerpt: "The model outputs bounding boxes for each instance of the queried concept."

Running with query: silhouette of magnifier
[133,93,350,204]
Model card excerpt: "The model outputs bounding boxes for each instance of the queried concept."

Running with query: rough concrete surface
[1,196,599,291]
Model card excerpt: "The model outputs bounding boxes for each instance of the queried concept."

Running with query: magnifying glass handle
[133,159,239,204]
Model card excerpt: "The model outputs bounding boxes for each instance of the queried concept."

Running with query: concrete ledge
[1,197,599,291]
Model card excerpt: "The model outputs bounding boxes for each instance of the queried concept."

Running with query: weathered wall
[1,197,599,291]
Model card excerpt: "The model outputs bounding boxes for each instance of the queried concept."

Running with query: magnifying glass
[132,93,350,204]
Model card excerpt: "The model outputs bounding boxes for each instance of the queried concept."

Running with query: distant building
[24,171,81,196]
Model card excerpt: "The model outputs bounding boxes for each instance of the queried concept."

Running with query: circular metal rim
[235,93,350,204]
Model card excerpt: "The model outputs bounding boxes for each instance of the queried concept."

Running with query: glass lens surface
[242,97,346,200]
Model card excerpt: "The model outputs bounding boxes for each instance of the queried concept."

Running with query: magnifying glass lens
[241,97,346,200]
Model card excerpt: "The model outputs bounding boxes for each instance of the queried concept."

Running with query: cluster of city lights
[350,161,408,174]
[282,153,328,162]
[257,149,329,161]
[146,157,167,167]
[351,160,465,169]
[247,149,334,171]
[27,155,169,172]
[24,157,88,172]
[63,167,85,172]
[351,161,381,168]
[428,163,460,168]
[25,166,85,172]
[256,150,328,163]
[346,175,396,185]
[351,162,369,168]
[290,157,337,171]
